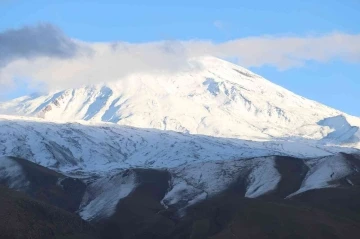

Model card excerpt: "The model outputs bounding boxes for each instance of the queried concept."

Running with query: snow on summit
[0,56,359,146]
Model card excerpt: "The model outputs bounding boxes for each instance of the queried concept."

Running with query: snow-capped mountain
[1,56,360,233]
[1,56,359,146]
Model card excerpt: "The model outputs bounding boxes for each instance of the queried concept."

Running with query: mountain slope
[1,56,360,145]
[1,119,360,239]
[2,153,360,239]
[2,159,360,239]
[0,186,98,239]
[1,116,360,221]
[0,156,87,212]
[1,114,357,172]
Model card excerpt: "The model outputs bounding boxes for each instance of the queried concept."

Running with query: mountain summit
[1,56,360,146]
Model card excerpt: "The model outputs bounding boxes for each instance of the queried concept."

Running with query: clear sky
[0,0,359,115]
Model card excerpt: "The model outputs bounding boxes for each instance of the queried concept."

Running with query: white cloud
[0,41,194,91]
[0,24,360,93]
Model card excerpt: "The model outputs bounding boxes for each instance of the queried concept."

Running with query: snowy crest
[1,56,359,145]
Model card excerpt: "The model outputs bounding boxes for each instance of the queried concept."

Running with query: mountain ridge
[1,56,359,145]
[2,153,360,239]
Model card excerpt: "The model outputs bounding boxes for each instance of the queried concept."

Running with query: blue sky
[0,0,359,115]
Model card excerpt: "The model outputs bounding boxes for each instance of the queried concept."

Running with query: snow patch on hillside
[245,157,280,198]
[288,154,355,197]
[162,157,281,210]
[319,115,360,144]
[79,170,137,221]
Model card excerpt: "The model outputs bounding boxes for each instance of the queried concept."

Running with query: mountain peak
[0,57,358,144]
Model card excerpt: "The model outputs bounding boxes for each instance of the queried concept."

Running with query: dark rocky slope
[94,163,360,239]
[0,186,98,239]
[1,155,360,238]
[5,157,87,212]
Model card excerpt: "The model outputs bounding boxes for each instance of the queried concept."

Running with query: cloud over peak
[0,23,360,93]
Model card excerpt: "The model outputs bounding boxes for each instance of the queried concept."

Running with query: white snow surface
[0,115,356,173]
[162,156,280,210]
[1,56,359,146]
[288,154,357,197]
[79,170,137,221]
[318,115,360,146]
[244,157,281,198]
